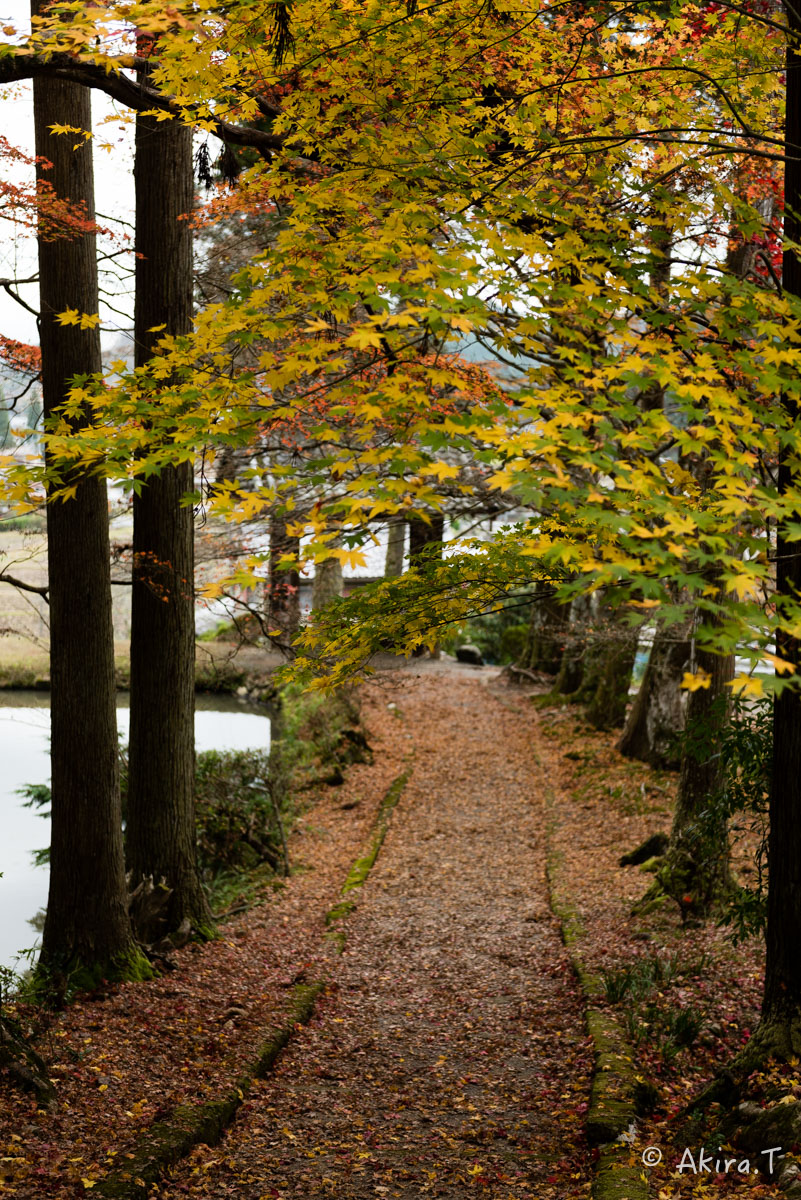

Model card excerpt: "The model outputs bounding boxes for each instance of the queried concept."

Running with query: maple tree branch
[2,281,39,319]
[0,54,284,156]
[0,274,38,287]
[0,571,48,601]
[4,374,40,404]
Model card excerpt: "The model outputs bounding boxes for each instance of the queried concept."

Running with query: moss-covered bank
[544,784,646,1200]
[91,736,412,1199]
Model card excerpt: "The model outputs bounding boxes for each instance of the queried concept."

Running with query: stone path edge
[543,782,648,1200]
[94,764,414,1200]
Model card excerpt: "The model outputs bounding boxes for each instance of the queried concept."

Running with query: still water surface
[0,692,271,972]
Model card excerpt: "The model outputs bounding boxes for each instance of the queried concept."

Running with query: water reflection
[0,692,271,972]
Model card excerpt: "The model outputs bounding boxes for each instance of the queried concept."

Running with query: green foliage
[19,784,51,869]
[19,746,288,880]
[602,951,706,1067]
[625,1001,703,1062]
[19,690,365,918]
[601,952,680,1004]
[196,621,239,643]
[445,601,532,665]
[275,683,370,784]
[0,512,47,533]
[716,696,772,943]
[194,749,286,876]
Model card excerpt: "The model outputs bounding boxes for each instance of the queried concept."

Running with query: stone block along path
[158,669,593,1199]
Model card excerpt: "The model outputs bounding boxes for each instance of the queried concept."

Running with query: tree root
[0,1014,56,1108]
[684,1022,798,1116]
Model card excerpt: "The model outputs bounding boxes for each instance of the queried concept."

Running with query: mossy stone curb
[594,1144,648,1200]
[95,983,322,1200]
[585,1009,638,1146]
[325,766,412,942]
[94,764,413,1199]
[542,785,646,1200]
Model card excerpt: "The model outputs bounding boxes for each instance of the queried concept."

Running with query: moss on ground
[95,983,322,1200]
[324,767,412,945]
[543,785,646,1200]
[93,756,412,1199]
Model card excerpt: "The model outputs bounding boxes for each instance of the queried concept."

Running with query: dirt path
[158,669,593,1199]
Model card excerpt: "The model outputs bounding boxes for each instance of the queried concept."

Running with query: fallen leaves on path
[154,670,594,1199]
[0,687,407,1198]
[533,699,781,1200]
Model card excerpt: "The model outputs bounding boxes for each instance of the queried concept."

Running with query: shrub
[194,749,288,876]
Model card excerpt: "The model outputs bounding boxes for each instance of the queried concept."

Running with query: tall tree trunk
[552,593,591,695]
[384,519,405,578]
[559,595,636,729]
[268,512,300,649]
[408,512,444,563]
[761,10,801,1049]
[125,93,212,940]
[408,512,444,657]
[32,60,143,983]
[523,584,569,675]
[312,550,343,611]
[583,620,638,732]
[617,624,689,769]
[651,629,734,919]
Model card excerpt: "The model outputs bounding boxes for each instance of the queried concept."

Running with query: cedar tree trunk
[32,62,142,982]
[523,584,570,675]
[654,635,734,919]
[408,512,444,656]
[618,624,689,769]
[125,94,212,940]
[268,512,301,649]
[384,519,405,578]
[583,622,637,732]
[760,9,801,1050]
[552,593,591,695]
[562,596,636,730]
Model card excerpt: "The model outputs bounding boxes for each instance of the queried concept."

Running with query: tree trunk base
[631,854,734,924]
[686,1019,801,1116]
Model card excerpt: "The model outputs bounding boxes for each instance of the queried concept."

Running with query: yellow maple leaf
[726,572,756,600]
[681,669,711,692]
[56,309,101,330]
[765,653,796,676]
[347,328,384,350]
[728,674,764,697]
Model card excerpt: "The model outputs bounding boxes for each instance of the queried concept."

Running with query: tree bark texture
[32,61,139,978]
[552,593,591,695]
[312,551,343,611]
[656,634,734,918]
[408,512,445,563]
[583,622,637,732]
[762,10,801,1041]
[523,584,569,675]
[561,596,636,730]
[126,96,212,938]
[384,519,406,578]
[617,624,689,769]
[268,513,301,649]
[408,513,444,657]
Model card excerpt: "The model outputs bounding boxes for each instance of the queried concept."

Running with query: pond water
[0,692,271,974]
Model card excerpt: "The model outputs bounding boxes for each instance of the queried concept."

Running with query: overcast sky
[1,0,137,353]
